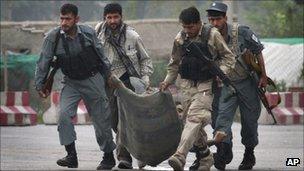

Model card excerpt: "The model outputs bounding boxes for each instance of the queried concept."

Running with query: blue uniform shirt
[34,24,111,90]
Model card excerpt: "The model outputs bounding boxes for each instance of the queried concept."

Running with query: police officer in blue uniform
[203,2,267,170]
[35,4,116,170]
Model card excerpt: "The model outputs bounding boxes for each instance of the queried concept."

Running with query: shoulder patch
[251,34,259,43]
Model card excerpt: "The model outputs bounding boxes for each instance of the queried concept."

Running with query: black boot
[117,152,133,169]
[57,142,78,168]
[97,152,116,170]
[238,147,256,170]
[214,143,226,170]
[189,146,210,171]
[189,146,200,171]
[223,143,233,164]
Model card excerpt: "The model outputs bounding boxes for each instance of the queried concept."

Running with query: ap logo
[286,158,301,166]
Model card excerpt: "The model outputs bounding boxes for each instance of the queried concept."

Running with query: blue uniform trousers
[213,77,261,147]
[57,73,116,153]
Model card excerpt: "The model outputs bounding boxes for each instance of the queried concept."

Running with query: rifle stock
[41,67,58,98]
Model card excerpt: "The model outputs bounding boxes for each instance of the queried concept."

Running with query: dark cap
[206,2,227,13]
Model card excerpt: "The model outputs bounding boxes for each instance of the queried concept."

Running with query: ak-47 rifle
[242,49,280,124]
[184,41,252,111]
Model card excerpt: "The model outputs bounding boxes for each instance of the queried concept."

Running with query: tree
[244,0,303,38]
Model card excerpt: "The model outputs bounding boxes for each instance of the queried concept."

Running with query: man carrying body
[206,2,267,170]
[95,3,153,169]
[35,3,116,170]
[160,6,235,171]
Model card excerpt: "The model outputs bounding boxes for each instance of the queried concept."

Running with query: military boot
[168,153,185,171]
[213,143,227,170]
[137,160,147,169]
[56,142,78,168]
[238,147,255,170]
[189,146,202,170]
[96,152,116,170]
[117,159,133,169]
[189,154,200,170]
[198,150,214,171]
[224,143,233,164]
[117,154,133,169]
[189,146,214,171]
[215,142,233,164]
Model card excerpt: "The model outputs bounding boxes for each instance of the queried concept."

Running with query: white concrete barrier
[258,92,304,125]
[43,91,91,125]
[0,91,37,126]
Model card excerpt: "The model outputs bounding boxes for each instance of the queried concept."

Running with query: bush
[150,59,169,87]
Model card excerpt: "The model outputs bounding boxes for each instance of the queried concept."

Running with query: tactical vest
[57,33,103,80]
[178,24,215,82]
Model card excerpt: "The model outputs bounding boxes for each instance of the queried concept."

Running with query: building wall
[0,19,180,60]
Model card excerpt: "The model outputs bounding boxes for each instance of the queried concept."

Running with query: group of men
[35,2,267,171]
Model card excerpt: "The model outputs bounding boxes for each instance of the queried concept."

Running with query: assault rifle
[242,49,280,124]
[184,41,252,111]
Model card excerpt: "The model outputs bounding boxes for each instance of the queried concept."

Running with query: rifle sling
[42,30,60,84]
[107,35,140,78]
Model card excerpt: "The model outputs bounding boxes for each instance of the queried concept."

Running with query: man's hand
[38,90,49,98]
[159,81,170,92]
[259,75,267,88]
[107,74,122,89]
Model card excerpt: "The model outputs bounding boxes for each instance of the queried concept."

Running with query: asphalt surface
[1,123,303,170]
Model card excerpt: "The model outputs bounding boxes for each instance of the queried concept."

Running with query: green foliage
[267,80,287,92]
[0,54,38,91]
[150,59,169,87]
[245,0,303,38]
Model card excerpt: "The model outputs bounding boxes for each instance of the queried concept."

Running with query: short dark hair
[104,3,122,17]
[60,3,78,16]
[179,7,201,24]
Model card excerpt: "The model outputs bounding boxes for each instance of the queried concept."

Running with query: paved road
[1,123,303,170]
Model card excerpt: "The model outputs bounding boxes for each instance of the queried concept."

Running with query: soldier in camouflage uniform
[206,2,267,170]
[95,3,153,169]
[160,6,235,171]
